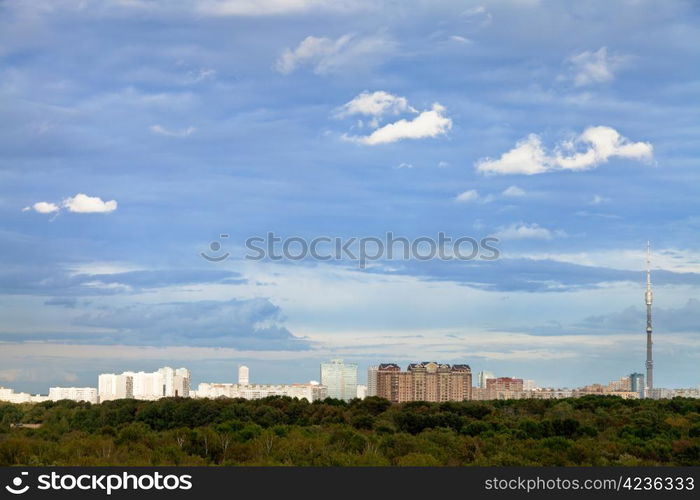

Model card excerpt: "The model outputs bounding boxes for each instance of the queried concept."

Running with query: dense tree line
[1,396,699,466]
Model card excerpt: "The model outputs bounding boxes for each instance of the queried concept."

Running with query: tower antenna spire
[644,241,654,397]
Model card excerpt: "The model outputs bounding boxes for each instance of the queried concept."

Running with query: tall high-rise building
[238,365,250,385]
[367,366,378,397]
[375,362,472,403]
[630,373,645,399]
[98,373,133,401]
[645,242,654,397]
[320,359,358,401]
[477,370,495,389]
[376,363,401,402]
[173,368,191,397]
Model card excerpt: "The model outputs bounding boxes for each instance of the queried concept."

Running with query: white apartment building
[195,382,327,402]
[0,387,49,404]
[238,365,249,385]
[356,384,367,400]
[48,387,99,404]
[98,367,190,402]
[98,373,134,401]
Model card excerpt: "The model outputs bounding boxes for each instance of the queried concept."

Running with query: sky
[1,0,699,393]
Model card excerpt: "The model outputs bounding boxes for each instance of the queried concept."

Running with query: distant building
[48,387,98,404]
[630,373,645,399]
[522,379,539,391]
[375,362,472,403]
[98,373,133,401]
[238,365,250,386]
[608,376,631,392]
[477,370,494,389]
[98,367,190,402]
[669,388,700,399]
[479,377,524,399]
[320,359,358,401]
[0,387,49,404]
[376,363,401,402]
[356,384,367,400]
[487,377,524,392]
[195,382,327,402]
[195,366,327,402]
[647,388,675,399]
[367,366,378,397]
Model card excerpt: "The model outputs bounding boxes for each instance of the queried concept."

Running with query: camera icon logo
[201,234,230,262]
[5,472,29,495]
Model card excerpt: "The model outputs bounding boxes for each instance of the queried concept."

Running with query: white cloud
[336,90,416,118]
[567,47,625,87]
[150,124,196,137]
[62,193,118,213]
[519,247,700,274]
[495,223,556,240]
[183,68,216,85]
[461,5,492,26]
[455,189,479,203]
[477,134,549,175]
[198,0,337,16]
[476,126,652,175]
[395,162,414,169]
[502,185,526,197]
[23,201,59,214]
[345,103,452,145]
[275,34,395,75]
[450,35,472,44]
[589,194,609,205]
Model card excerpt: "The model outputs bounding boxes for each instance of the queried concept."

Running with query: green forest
[1,396,699,466]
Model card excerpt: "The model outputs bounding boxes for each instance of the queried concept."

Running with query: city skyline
[3,242,694,394]
[1,1,699,393]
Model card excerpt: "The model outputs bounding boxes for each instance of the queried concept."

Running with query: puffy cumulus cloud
[23,201,59,214]
[344,103,452,145]
[476,126,652,175]
[566,47,626,87]
[477,134,549,175]
[502,185,526,197]
[556,126,653,170]
[495,223,557,240]
[150,124,196,137]
[23,194,118,215]
[455,189,479,203]
[63,193,118,213]
[336,90,416,119]
[275,33,395,75]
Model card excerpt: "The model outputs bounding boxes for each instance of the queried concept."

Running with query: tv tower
[644,241,654,397]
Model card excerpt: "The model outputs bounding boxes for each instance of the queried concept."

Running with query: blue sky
[1,0,699,393]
